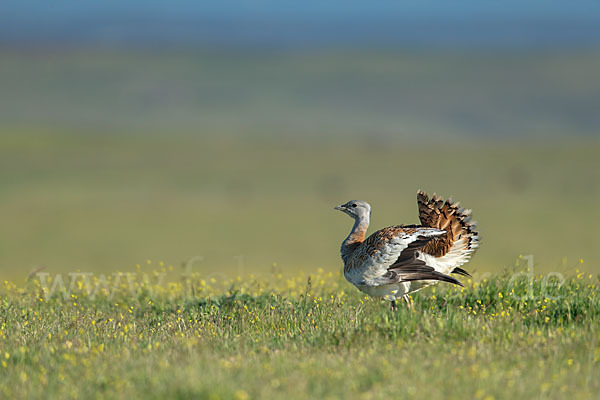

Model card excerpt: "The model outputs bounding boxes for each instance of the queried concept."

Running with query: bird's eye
[352,203,357,208]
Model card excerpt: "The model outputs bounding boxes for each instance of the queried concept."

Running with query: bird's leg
[390,300,397,312]
[403,294,413,308]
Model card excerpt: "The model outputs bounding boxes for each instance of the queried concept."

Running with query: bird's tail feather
[416,190,479,273]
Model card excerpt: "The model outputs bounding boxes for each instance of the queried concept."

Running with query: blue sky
[4,0,600,20]
[2,0,600,47]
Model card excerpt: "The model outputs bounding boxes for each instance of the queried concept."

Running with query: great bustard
[335,190,479,310]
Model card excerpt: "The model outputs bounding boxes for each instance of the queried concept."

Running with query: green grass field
[1,49,599,399]
[2,132,599,398]
[1,265,598,399]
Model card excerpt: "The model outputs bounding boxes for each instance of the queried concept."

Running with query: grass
[1,131,599,280]
[1,262,599,399]
[1,49,599,279]
[1,48,599,398]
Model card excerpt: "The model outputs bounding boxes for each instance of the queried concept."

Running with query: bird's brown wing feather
[417,190,479,267]
[361,226,429,257]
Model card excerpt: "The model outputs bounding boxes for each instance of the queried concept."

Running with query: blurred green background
[1,2,599,281]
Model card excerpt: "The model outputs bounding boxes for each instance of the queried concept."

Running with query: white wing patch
[345,228,445,287]
[418,234,479,275]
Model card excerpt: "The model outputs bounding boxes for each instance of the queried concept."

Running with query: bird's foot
[390,300,397,312]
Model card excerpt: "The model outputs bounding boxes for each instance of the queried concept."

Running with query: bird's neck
[341,216,369,262]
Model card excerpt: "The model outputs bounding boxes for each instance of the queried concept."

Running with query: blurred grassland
[1,130,598,281]
[1,49,600,137]
[2,42,600,400]
[0,48,599,281]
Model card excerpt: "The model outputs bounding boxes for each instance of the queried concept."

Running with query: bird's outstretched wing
[347,225,461,287]
[385,233,463,286]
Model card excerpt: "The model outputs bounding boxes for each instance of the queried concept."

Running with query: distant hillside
[1,49,599,140]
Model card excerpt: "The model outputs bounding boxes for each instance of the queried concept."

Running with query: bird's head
[334,200,371,221]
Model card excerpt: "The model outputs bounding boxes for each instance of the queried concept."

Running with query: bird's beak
[334,205,344,211]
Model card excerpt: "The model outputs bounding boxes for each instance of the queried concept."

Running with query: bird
[334,190,479,310]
